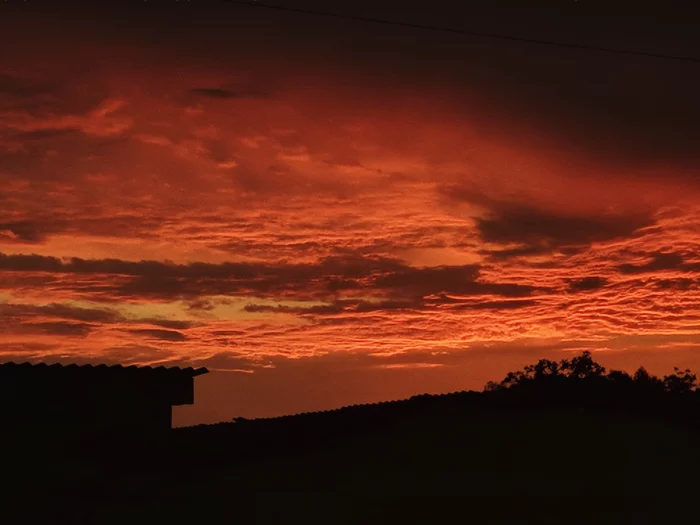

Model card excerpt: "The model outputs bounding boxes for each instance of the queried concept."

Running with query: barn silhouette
[0,361,208,441]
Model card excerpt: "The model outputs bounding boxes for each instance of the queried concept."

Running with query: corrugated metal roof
[0,361,208,377]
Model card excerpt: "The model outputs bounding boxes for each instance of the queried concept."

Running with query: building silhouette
[0,362,208,441]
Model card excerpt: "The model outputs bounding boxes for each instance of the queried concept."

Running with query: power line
[222,0,700,64]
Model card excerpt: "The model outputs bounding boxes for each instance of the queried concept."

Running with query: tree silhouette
[485,351,698,397]
[631,366,665,393]
[560,351,605,379]
[606,369,633,383]
[662,367,697,394]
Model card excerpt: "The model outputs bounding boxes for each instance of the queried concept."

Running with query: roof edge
[0,362,211,376]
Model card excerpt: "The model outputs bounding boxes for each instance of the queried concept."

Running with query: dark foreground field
[5,392,700,525]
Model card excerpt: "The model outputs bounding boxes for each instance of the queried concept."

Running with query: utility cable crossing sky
[223,1,700,64]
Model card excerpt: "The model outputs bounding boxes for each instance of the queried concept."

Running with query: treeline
[163,351,700,476]
[485,350,698,395]
[177,351,700,455]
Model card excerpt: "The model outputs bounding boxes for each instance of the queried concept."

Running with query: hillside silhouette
[5,351,700,524]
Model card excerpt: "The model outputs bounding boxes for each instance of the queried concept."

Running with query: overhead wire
[222,0,700,64]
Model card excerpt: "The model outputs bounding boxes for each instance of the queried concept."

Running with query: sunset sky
[2,1,700,426]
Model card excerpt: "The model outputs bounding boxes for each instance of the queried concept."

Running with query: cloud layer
[2,2,700,425]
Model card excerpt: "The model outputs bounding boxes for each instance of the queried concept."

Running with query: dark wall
[1,400,173,446]
[0,368,197,407]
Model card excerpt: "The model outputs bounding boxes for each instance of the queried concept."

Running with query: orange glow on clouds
[1,3,700,425]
